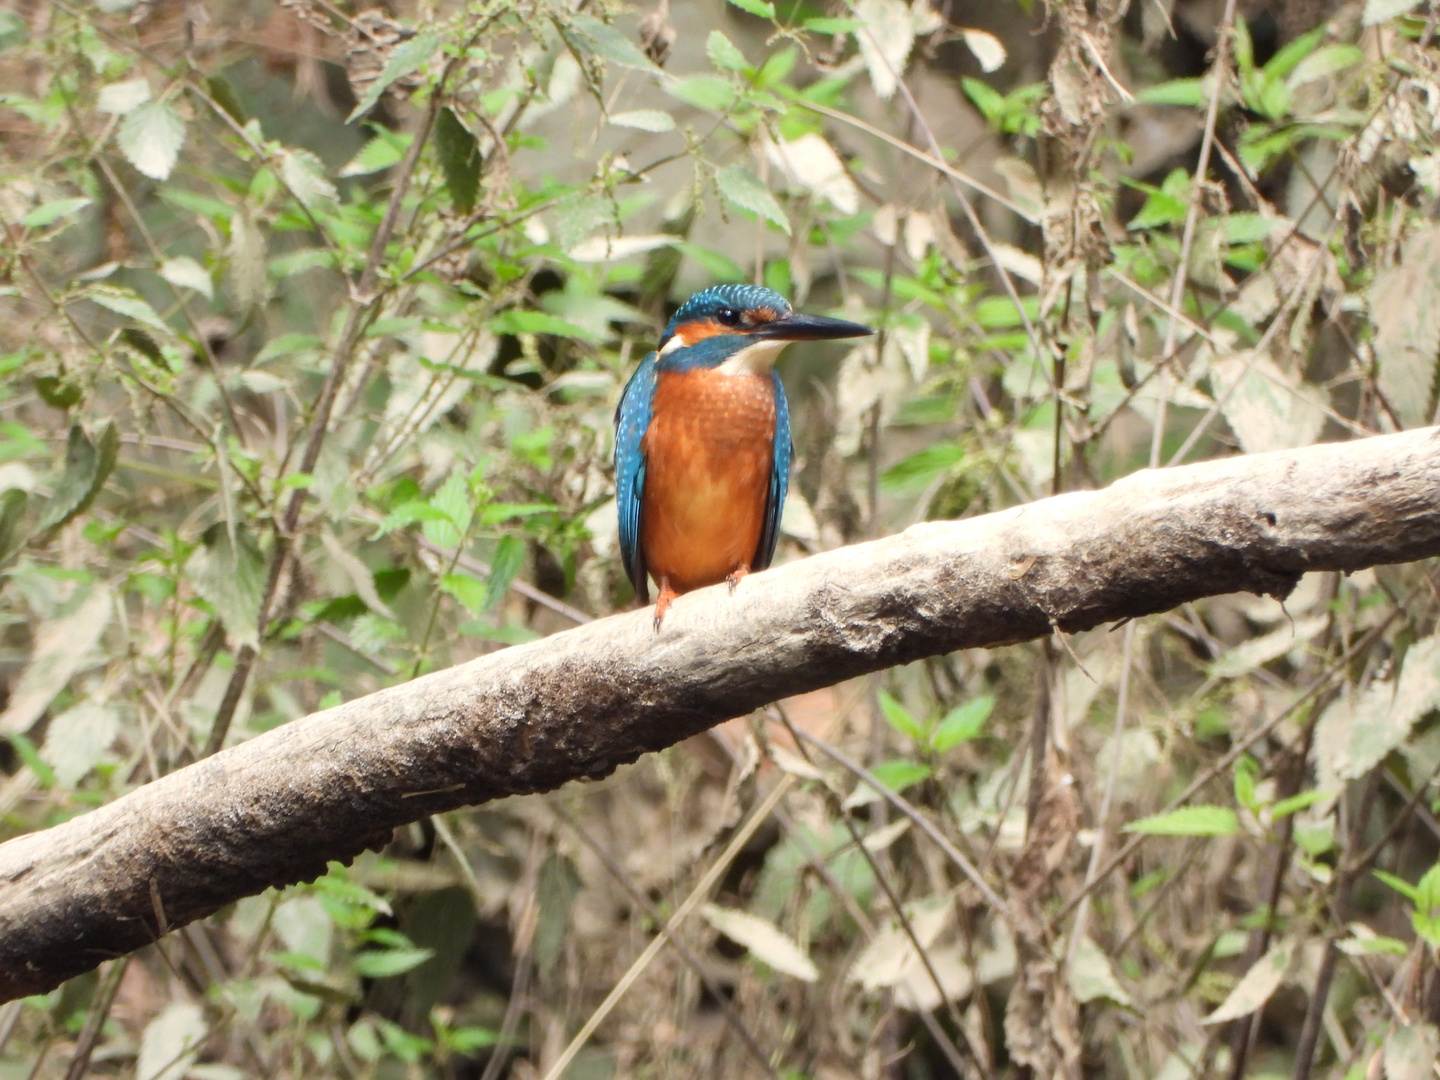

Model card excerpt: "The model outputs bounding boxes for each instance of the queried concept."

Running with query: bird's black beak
[754,311,874,341]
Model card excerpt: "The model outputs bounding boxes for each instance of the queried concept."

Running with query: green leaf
[726,0,776,19]
[1134,77,1206,107]
[667,75,738,111]
[707,30,748,72]
[676,242,746,282]
[560,15,659,72]
[434,107,481,215]
[930,696,992,752]
[22,198,91,228]
[485,535,525,613]
[489,310,598,341]
[877,690,924,742]
[424,471,472,548]
[353,946,435,979]
[1270,789,1325,820]
[340,132,410,177]
[440,572,488,616]
[42,702,119,787]
[845,758,932,808]
[1124,805,1239,837]
[118,100,186,181]
[185,522,266,648]
[35,424,119,534]
[83,284,171,335]
[279,148,337,208]
[805,16,863,33]
[1373,868,1421,903]
[347,30,439,122]
[609,109,675,132]
[716,164,790,235]
[33,375,82,410]
[879,443,964,493]
[159,255,213,299]
[0,489,26,564]
[7,733,56,789]
[204,75,248,124]
[1287,44,1364,88]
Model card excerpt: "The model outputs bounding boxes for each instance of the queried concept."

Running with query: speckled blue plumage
[658,284,792,351]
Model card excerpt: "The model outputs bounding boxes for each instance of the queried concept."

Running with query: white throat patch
[716,337,790,375]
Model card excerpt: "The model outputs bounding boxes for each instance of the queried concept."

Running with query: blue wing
[753,369,791,572]
[614,351,659,603]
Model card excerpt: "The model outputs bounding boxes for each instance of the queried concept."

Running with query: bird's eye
[716,307,740,326]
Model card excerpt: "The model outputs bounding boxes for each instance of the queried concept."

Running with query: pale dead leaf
[701,903,818,981]
[1202,937,1295,1024]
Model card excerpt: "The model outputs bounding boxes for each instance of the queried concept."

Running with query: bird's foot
[652,579,678,631]
[726,564,751,594]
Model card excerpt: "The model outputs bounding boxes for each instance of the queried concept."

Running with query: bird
[614,284,873,629]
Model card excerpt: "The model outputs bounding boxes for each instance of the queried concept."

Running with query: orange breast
[641,369,776,594]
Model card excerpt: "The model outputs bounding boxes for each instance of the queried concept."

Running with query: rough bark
[1,428,1438,1000]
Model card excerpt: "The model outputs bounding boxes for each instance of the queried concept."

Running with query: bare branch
[1,428,1439,1000]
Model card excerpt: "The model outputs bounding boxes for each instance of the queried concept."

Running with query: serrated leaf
[354,946,434,979]
[0,584,112,736]
[1068,936,1132,1006]
[279,147,337,208]
[83,284,170,335]
[34,423,120,534]
[962,28,1005,73]
[185,522,266,647]
[137,1002,207,1080]
[700,904,817,981]
[440,572,488,616]
[97,77,150,115]
[609,109,675,132]
[118,100,186,180]
[707,30,748,71]
[434,107,480,215]
[1210,353,1326,453]
[667,74,738,112]
[560,15,659,72]
[726,0,776,18]
[716,164,790,235]
[159,255,213,299]
[1202,938,1295,1024]
[42,702,119,787]
[1124,805,1238,837]
[848,894,951,990]
[228,208,267,309]
[1317,634,1440,783]
[1371,225,1440,427]
[347,30,439,122]
[485,535,525,613]
[23,197,92,228]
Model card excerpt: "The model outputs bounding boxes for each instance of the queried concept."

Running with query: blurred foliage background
[3,0,1440,1077]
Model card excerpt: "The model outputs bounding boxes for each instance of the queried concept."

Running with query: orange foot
[726,563,751,594]
[652,578,679,631]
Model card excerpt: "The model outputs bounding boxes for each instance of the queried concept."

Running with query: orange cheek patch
[676,319,725,345]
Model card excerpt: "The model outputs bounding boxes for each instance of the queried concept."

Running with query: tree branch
[2,428,1439,1000]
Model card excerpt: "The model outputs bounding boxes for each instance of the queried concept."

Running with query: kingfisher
[614,284,872,628]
